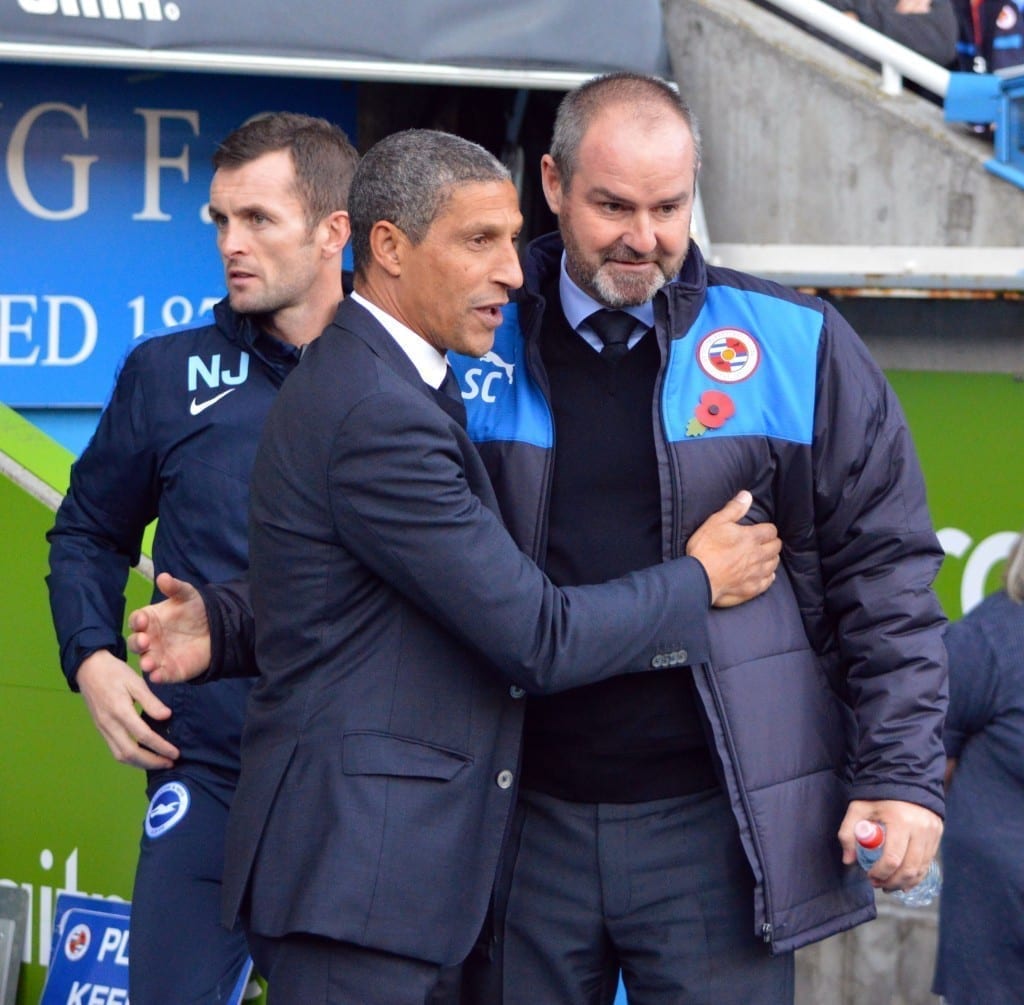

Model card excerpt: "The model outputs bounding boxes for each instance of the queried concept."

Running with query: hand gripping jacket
[47,298,301,777]
[448,233,948,953]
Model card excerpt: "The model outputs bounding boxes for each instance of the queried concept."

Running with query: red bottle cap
[854,820,884,849]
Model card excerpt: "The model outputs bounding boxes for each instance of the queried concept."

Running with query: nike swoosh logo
[189,388,237,416]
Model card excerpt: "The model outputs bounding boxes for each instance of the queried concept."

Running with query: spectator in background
[953,0,1024,72]
[932,529,1024,1005]
[826,0,960,65]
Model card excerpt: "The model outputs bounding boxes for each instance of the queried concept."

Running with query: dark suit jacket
[222,297,712,966]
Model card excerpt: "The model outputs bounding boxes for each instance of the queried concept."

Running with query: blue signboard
[40,895,131,1004]
[0,63,357,407]
[40,893,253,1004]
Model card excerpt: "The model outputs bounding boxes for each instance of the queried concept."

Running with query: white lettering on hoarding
[44,296,98,366]
[0,295,97,365]
[16,0,177,21]
[3,101,201,223]
[0,847,127,966]
[0,292,220,367]
[133,108,200,221]
[7,103,98,220]
[96,926,130,964]
[67,983,129,1005]
[128,294,220,337]
[0,294,38,364]
[0,846,127,966]
[937,527,1018,614]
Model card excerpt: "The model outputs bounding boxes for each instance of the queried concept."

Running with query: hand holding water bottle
[854,819,942,906]
[839,798,943,902]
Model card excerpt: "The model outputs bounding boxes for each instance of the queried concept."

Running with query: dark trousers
[484,787,794,1005]
[132,771,251,1005]
[246,930,453,1005]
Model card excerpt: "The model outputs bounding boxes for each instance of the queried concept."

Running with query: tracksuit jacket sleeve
[46,349,160,688]
[812,303,947,814]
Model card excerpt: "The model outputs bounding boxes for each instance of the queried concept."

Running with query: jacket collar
[330,296,440,408]
[349,292,448,389]
[212,296,303,377]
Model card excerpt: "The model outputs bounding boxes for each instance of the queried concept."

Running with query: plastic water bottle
[854,819,941,906]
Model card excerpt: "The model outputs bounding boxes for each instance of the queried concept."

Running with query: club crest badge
[64,923,91,961]
[996,3,1018,29]
[144,780,191,839]
[696,329,760,383]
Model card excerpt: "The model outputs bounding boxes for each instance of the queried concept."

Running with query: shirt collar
[352,291,448,390]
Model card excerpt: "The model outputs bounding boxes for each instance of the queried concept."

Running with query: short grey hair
[549,72,702,190]
[1007,531,1024,604]
[349,129,511,276]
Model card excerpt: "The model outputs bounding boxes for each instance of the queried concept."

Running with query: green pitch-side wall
[1,371,1021,1003]
[0,407,154,1003]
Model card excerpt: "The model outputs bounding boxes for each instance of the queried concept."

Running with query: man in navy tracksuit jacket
[449,74,947,1004]
[46,113,356,1004]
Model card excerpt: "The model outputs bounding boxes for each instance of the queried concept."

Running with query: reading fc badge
[696,329,760,383]
[64,923,91,961]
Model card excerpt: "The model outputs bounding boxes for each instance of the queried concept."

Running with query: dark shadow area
[357,82,561,244]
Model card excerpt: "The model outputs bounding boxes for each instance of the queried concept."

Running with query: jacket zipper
[651,307,683,562]
[653,297,776,947]
[523,301,556,564]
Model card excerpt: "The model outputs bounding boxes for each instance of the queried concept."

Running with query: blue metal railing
[761,0,1024,190]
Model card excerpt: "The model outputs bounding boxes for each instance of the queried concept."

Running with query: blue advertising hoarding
[39,894,253,1005]
[40,905,131,1005]
[0,62,357,408]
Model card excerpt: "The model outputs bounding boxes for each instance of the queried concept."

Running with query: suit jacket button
[496,770,514,789]
[509,685,526,699]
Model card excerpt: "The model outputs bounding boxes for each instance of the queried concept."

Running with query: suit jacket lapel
[331,297,439,410]
[329,299,504,522]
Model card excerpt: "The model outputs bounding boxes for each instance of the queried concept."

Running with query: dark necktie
[586,309,635,362]
[434,365,467,428]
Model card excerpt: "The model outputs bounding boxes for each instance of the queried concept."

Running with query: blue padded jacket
[449,233,948,953]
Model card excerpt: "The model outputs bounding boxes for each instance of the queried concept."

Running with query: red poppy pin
[686,390,735,437]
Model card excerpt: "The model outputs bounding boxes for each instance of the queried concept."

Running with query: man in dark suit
[128,128,781,1004]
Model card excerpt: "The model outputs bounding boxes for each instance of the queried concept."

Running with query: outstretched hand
[127,572,212,684]
[687,490,781,607]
